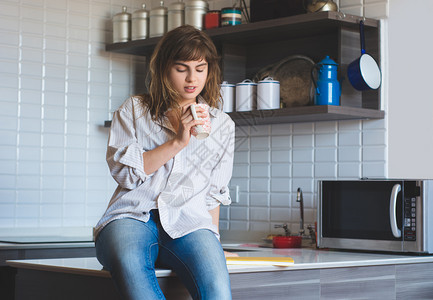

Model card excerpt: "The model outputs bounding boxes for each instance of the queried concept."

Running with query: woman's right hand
[174,104,206,147]
[141,104,207,175]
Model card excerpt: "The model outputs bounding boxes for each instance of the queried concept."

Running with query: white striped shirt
[94,96,235,240]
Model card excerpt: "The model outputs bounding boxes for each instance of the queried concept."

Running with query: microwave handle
[389,183,402,238]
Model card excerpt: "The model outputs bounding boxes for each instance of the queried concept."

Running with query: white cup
[236,79,257,112]
[190,103,211,139]
[257,77,280,110]
[220,81,235,113]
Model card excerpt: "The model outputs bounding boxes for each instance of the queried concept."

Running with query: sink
[221,238,316,251]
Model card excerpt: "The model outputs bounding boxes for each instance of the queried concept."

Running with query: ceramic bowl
[272,235,302,248]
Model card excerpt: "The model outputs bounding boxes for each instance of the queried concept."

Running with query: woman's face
[168,59,208,106]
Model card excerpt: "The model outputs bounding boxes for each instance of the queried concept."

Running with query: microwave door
[319,180,404,252]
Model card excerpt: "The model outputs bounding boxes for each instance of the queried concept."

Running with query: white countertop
[0,227,95,249]
[0,239,94,250]
[7,246,433,278]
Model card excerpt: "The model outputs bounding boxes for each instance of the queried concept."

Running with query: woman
[94,25,235,300]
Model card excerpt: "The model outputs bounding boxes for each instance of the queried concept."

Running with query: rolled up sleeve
[206,119,235,210]
[107,106,153,189]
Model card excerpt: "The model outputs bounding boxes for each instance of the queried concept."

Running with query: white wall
[0,0,143,229]
[222,118,387,236]
[0,0,390,236]
[387,0,433,179]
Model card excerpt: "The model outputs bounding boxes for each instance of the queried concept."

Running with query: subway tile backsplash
[223,119,387,235]
[0,0,388,236]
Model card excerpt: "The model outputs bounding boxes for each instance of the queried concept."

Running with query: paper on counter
[226,256,294,267]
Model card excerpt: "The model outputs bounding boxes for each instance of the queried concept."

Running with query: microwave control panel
[404,197,416,241]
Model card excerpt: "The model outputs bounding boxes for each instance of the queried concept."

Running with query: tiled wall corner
[363,1,388,19]
[339,0,363,17]
[339,0,389,19]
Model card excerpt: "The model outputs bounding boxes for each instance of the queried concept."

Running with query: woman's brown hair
[142,25,221,122]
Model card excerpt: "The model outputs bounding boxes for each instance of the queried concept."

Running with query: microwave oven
[317,179,433,254]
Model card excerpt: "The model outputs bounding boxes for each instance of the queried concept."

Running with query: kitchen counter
[0,228,96,271]
[7,246,433,299]
[8,246,433,276]
[0,237,95,267]
[0,240,94,250]
[0,227,94,251]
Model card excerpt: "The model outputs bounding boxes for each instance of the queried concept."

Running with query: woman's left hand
[224,251,239,257]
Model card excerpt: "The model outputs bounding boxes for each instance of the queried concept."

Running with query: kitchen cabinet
[12,263,432,299]
[105,11,384,126]
[0,242,95,300]
[8,249,433,299]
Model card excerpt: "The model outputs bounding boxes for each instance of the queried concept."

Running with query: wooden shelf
[228,105,384,126]
[104,106,384,127]
[104,11,384,127]
[105,11,378,56]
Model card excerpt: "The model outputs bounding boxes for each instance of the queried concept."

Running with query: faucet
[307,224,316,245]
[296,187,304,236]
[273,188,317,247]
[274,223,291,236]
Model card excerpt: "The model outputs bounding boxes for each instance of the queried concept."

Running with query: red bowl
[273,236,302,248]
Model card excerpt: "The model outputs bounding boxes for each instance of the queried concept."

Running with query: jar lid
[221,7,242,13]
[185,0,209,9]
[259,77,280,84]
[113,6,131,21]
[150,1,168,16]
[236,79,257,86]
[168,1,185,11]
[220,81,234,87]
[132,4,149,18]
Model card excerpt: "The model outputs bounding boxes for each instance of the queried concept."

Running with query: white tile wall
[0,0,151,229]
[0,0,388,236]
[224,118,387,236]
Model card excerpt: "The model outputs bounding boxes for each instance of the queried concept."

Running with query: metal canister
[221,7,242,27]
[185,0,208,30]
[112,6,131,43]
[132,4,149,40]
[257,77,280,110]
[167,1,185,31]
[220,81,235,112]
[205,10,220,29]
[149,1,168,38]
[236,79,257,112]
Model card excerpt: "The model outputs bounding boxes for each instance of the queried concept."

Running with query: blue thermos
[312,56,341,106]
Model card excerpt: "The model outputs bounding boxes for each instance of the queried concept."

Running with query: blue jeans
[95,210,232,300]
